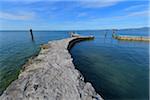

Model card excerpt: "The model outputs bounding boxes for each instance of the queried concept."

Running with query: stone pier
[0,37,103,100]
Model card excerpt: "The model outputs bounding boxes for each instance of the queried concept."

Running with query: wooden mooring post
[30,29,34,41]
[112,29,117,34]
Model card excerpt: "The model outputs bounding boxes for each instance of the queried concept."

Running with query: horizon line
[0,26,149,31]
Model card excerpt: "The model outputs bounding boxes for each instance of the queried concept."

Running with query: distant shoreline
[0,27,149,32]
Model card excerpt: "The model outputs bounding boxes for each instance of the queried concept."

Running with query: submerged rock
[0,38,103,100]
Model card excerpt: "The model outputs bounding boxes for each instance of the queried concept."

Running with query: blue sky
[0,0,149,30]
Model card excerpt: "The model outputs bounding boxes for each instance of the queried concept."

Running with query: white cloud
[105,10,149,20]
[79,0,123,8]
[0,0,42,2]
[127,10,148,17]
[0,0,82,2]
[73,10,149,25]
[124,4,148,11]
[77,12,87,17]
[0,12,35,20]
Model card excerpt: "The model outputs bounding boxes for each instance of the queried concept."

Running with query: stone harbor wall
[0,37,103,100]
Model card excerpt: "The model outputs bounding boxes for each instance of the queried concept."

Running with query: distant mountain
[118,27,150,31]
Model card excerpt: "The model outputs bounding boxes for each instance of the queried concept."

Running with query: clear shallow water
[0,31,69,94]
[70,29,149,100]
[0,29,149,99]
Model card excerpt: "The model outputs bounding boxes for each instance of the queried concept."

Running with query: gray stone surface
[0,38,103,100]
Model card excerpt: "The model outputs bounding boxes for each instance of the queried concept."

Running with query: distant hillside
[118,27,150,31]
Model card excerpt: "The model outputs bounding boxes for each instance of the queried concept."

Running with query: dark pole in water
[112,29,115,34]
[105,31,107,38]
[30,29,34,41]
[112,29,117,36]
[112,29,116,38]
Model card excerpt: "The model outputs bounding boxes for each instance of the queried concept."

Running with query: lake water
[0,31,69,95]
[0,28,149,99]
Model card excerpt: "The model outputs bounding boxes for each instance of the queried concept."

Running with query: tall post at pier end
[112,29,116,34]
[30,29,34,41]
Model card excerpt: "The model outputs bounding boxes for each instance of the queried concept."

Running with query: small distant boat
[69,32,94,39]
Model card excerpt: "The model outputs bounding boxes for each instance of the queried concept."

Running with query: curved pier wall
[67,37,94,50]
[0,37,102,100]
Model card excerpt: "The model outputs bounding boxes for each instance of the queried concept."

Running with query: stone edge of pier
[0,37,103,100]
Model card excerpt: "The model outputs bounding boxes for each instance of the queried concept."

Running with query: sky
[0,0,149,30]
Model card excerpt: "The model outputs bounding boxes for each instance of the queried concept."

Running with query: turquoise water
[0,31,69,94]
[70,29,149,99]
[0,28,149,99]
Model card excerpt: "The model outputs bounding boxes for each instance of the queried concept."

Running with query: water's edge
[0,37,103,100]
